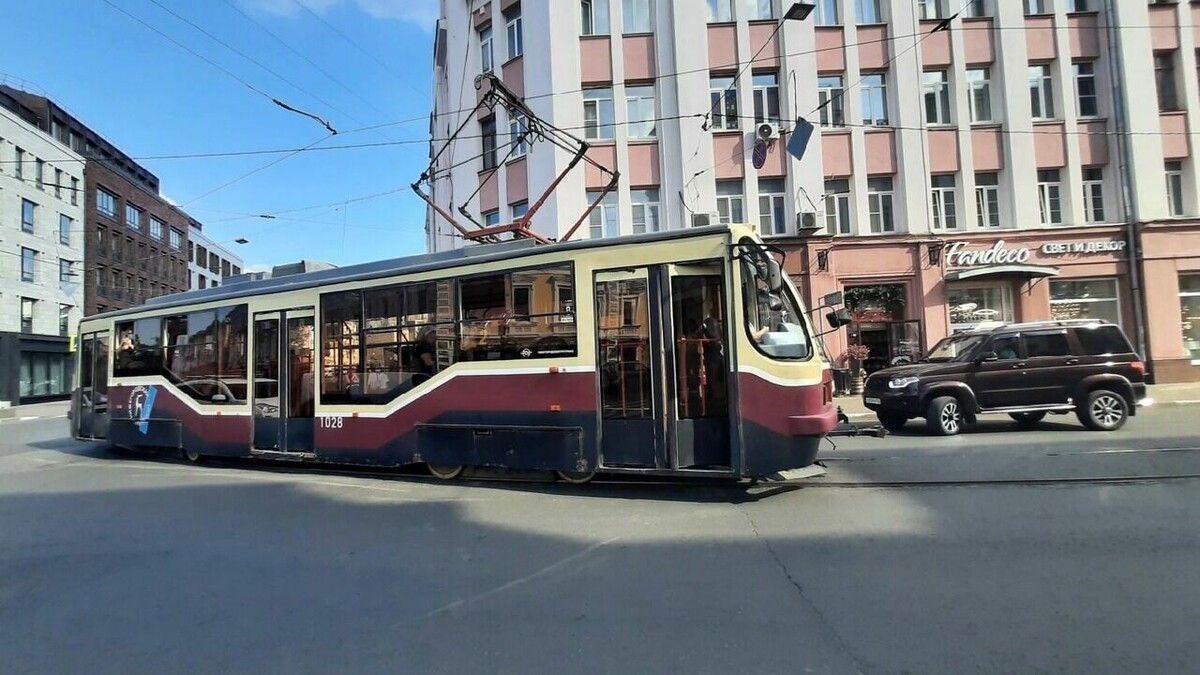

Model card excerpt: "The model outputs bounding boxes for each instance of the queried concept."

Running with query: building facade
[0,104,86,403]
[188,222,243,291]
[428,0,1200,383]
[0,86,193,320]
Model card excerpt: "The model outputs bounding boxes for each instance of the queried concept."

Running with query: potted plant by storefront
[844,343,871,395]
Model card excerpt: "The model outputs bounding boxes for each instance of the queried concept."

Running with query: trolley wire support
[413,73,620,245]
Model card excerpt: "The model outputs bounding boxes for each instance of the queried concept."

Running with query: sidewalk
[835,381,1200,419]
[0,399,70,422]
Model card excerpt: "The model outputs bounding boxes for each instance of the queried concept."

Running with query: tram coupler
[826,406,888,438]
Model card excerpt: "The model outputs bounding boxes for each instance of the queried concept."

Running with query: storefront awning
[945,264,1061,281]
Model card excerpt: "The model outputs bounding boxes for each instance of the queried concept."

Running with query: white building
[0,103,86,402]
[426,0,1200,383]
[188,222,243,291]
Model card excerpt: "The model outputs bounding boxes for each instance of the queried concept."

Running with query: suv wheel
[1078,389,1128,431]
[1009,411,1047,426]
[876,411,909,431]
[926,396,963,436]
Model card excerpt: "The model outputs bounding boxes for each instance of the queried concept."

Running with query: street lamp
[784,2,817,21]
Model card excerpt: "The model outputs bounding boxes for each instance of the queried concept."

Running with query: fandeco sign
[945,239,1126,267]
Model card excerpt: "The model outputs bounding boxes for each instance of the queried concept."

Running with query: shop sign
[945,240,1031,267]
[1040,240,1126,255]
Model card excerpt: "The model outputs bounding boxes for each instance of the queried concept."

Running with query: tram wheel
[182,446,204,464]
[427,463,465,480]
[555,469,597,484]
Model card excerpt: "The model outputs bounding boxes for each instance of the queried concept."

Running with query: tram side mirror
[825,308,852,328]
[210,394,228,403]
[767,258,784,294]
[976,351,998,364]
[821,291,844,307]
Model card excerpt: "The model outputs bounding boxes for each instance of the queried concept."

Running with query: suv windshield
[925,333,988,362]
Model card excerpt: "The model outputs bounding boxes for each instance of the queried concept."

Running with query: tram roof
[93,224,741,321]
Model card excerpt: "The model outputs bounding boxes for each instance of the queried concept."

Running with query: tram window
[740,245,811,360]
[114,318,164,377]
[673,275,728,419]
[163,305,248,403]
[217,305,248,379]
[458,265,577,362]
[321,290,362,404]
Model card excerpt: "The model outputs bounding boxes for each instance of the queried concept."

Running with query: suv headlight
[888,376,919,389]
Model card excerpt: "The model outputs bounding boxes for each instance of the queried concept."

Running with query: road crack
[734,504,871,675]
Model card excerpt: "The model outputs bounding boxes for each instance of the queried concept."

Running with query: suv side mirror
[826,308,853,328]
[211,393,228,403]
[976,351,998,363]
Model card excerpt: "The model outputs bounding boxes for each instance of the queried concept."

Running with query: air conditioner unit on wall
[796,212,819,230]
[756,123,779,141]
[692,212,721,227]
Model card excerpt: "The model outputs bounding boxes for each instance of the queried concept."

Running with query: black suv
[862,320,1149,436]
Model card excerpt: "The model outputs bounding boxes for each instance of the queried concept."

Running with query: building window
[623,0,652,33]
[923,70,951,125]
[126,203,143,230]
[59,214,72,245]
[818,75,845,127]
[14,147,23,179]
[511,201,529,220]
[21,198,35,232]
[857,0,882,23]
[716,180,745,225]
[1050,279,1121,325]
[1155,53,1178,111]
[169,228,183,250]
[584,87,616,139]
[481,117,498,170]
[626,85,657,138]
[505,9,523,60]
[706,0,733,22]
[150,216,165,240]
[752,73,780,124]
[1081,167,1105,222]
[199,276,208,290]
[35,158,45,189]
[966,68,992,123]
[868,177,895,233]
[825,179,851,235]
[1070,0,1091,10]
[918,0,945,20]
[97,188,116,218]
[479,26,493,73]
[948,284,1013,332]
[59,258,72,283]
[70,177,79,206]
[814,0,839,25]
[860,73,888,125]
[509,113,529,158]
[21,247,36,282]
[1181,274,1200,363]
[60,304,71,337]
[1029,65,1055,119]
[587,189,619,238]
[931,175,958,230]
[962,0,988,18]
[1074,61,1098,117]
[757,179,787,236]
[746,0,773,20]
[1025,0,1046,14]
[1037,169,1063,224]
[631,188,661,234]
[54,169,63,199]
[21,298,35,334]
[484,211,500,227]
[709,76,739,130]
[975,173,1000,228]
[1166,161,1184,216]
[581,0,611,34]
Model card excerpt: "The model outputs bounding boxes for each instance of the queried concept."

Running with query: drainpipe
[1103,0,1151,368]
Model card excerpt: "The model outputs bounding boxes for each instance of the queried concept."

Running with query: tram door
[594,264,730,470]
[73,331,110,440]
[252,309,315,454]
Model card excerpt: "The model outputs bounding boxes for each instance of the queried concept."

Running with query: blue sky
[1,0,438,270]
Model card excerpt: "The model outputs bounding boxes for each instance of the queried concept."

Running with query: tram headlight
[888,376,919,389]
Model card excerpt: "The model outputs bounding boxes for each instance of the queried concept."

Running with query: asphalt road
[2,411,1199,674]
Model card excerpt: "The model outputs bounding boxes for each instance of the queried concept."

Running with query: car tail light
[1131,360,1145,375]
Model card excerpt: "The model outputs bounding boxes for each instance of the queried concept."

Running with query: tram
[71,223,844,482]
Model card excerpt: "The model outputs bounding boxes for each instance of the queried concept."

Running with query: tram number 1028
[318,415,345,429]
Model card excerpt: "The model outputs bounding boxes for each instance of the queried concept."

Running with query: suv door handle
[1012,362,1026,368]
[1065,358,1079,365]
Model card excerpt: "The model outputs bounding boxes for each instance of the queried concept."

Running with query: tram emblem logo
[127,385,157,435]
[520,347,533,358]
